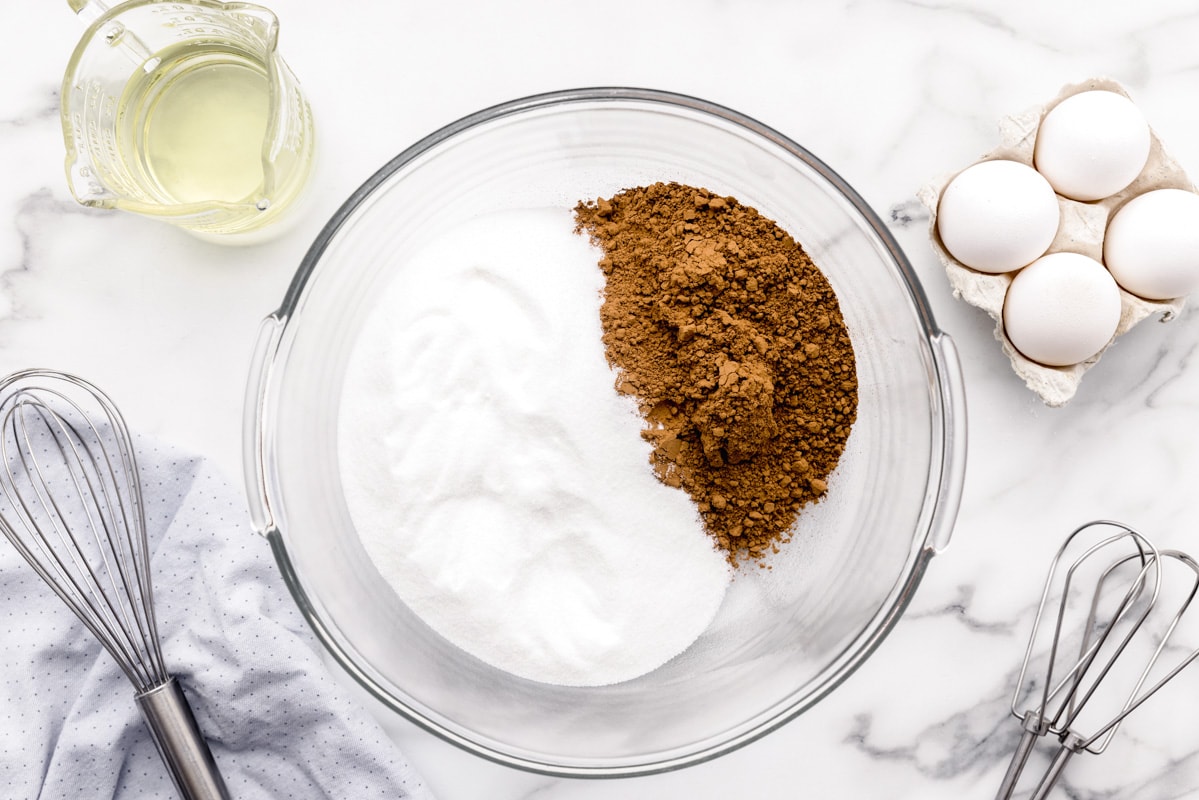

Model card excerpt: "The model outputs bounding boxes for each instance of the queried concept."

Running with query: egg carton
[917,77,1192,407]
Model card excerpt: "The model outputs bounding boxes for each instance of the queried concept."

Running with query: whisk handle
[1028,733,1084,800]
[995,710,1046,800]
[136,678,231,800]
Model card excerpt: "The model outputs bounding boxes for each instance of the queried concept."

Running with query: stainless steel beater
[997,520,1199,800]
[0,369,229,800]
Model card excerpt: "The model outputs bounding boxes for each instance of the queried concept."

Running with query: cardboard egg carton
[917,77,1193,407]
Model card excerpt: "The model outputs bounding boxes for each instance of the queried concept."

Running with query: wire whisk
[997,520,1199,800]
[0,369,229,800]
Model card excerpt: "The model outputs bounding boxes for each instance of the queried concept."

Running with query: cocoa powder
[574,182,858,567]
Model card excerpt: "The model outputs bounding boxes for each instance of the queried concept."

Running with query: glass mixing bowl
[244,88,967,777]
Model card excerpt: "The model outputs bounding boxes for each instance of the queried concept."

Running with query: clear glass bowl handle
[929,330,967,555]
[244,314,285,537]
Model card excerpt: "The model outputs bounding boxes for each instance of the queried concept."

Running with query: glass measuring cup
[61,0,315,237]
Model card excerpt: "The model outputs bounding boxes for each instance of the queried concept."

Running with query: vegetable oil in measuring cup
[62,1,313,235]
[119,42,275,206]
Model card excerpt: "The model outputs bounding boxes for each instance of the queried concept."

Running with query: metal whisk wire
[1065,549,1199,752]
[998,522,1199,800]
[1046,550,1159,750]
[996,520,1160,800]
[0,376,166,692]
[0,369,228,800]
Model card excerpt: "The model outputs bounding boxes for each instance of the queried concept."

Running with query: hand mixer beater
[0,369,229,800]
[996,520,1199,800]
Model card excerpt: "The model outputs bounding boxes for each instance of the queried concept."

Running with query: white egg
[1103,188,1199,300]
[936,159,1060,274]
[1033,90,1150,202]
[1003,252,1122,367]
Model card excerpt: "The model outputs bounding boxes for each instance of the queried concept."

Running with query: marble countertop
[5,1,1199,798]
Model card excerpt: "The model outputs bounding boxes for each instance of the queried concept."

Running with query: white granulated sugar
[337,207,731,686]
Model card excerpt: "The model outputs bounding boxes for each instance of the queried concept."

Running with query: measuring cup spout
[229,2,281,39]
[66,0,109,24]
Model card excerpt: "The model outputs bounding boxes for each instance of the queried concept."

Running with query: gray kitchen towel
[0,438,435,800]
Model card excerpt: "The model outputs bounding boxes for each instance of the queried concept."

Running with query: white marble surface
[5,1,1199,798]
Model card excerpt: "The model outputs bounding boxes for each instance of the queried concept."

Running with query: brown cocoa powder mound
[574,182,858,567]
